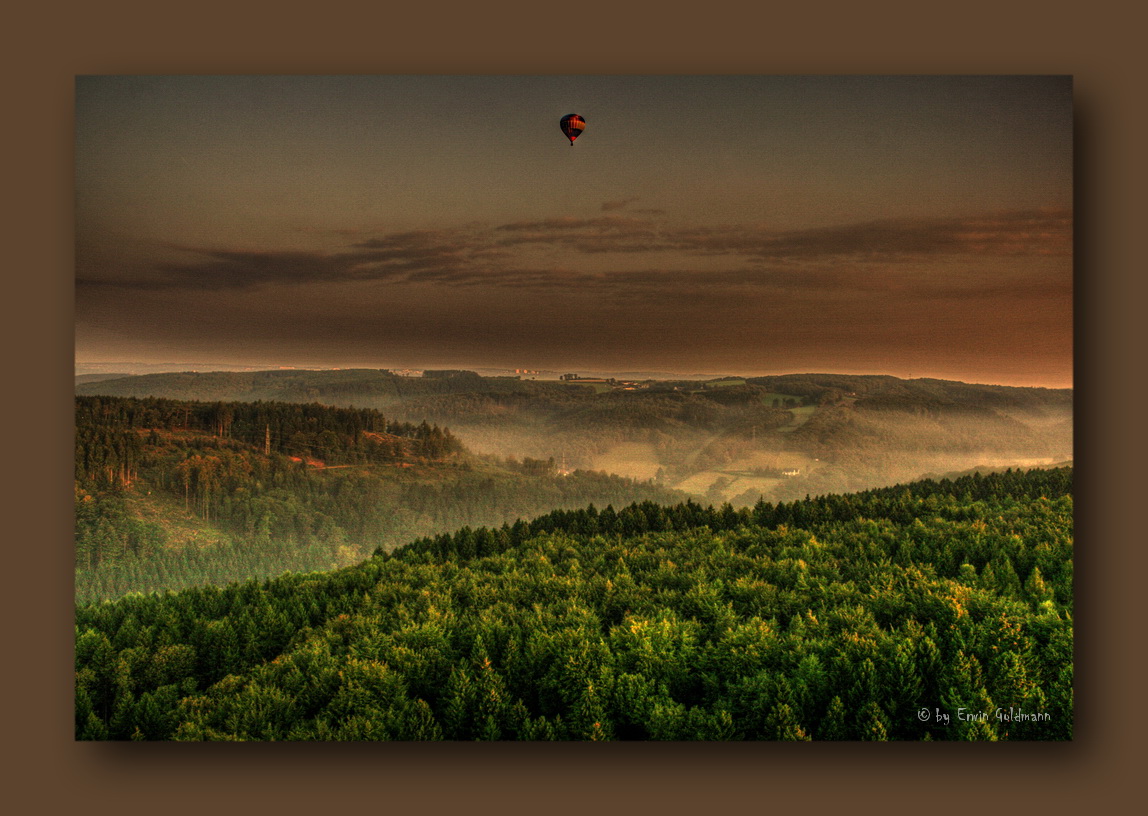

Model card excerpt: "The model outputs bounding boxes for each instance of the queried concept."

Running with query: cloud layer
[76,208,1071,298]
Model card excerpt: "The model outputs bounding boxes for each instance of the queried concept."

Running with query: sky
[75,75,1073,387]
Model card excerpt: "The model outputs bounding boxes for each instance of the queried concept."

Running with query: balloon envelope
[560,114,585,145]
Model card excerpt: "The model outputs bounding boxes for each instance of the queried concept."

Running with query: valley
[72,370,1074,741]
[77,368,1073,505]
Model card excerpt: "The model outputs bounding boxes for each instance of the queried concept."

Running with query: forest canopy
[75,467,1073,741]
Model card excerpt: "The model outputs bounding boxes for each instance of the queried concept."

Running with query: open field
[122,492,232,552]
[587,442,663,481]
[672,450,824,503]
[775,405,818,432]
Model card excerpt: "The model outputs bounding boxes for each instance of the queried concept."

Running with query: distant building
[781,468,800,477]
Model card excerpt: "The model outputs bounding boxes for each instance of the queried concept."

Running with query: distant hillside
[75,395,686,602]
[74,367,573,401]
[77,370,1072,506]
[76,369,1072,424]
[75,361,287,377]
[746,373,1072,412]
[75,373,135,385]
[75,467,1073,741]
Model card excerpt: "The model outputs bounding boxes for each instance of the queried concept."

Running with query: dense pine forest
[75,396,686,602]
[75,467,1072,741]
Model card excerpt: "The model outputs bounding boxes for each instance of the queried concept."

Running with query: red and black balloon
[560,114,585,146]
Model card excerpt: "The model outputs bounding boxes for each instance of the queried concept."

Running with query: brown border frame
[7,1,1145,812]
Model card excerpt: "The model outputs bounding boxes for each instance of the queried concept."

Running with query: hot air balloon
[560,114,585,146]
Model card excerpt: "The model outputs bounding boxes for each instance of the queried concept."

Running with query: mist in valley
[417,412,1072,508]
[75,366,1072,513]
[298,371,1074,508]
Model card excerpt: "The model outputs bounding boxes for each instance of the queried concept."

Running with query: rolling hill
[74,395,686,602]
[77,369,1073,505]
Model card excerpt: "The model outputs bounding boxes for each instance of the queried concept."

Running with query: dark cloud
[662,209,1071,262]
[75,248,366,291]
[79,208,1070,294]
[492,209,1070,262]
[78,229,504,291]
